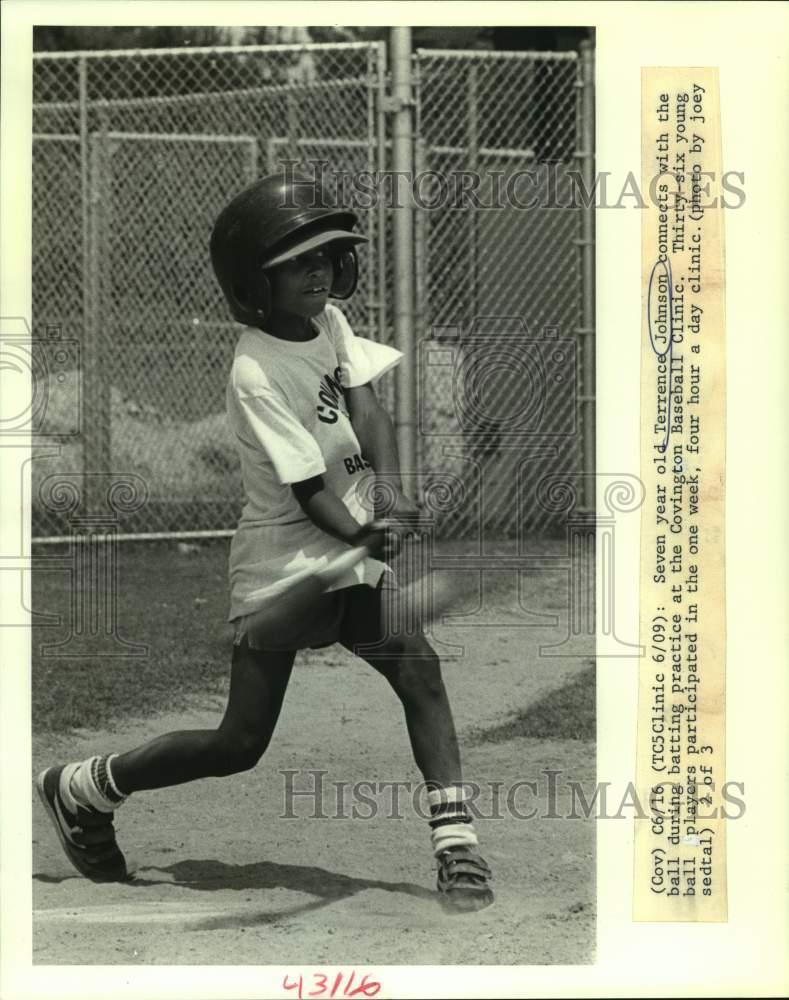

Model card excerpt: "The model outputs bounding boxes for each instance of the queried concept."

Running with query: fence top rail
[414,47,579,61]
[32,133,80,141]
[34,75,366,113]
[34,130,258,144]
[33,41,378,61]
[32,529,235,545]
[100,131,260,144]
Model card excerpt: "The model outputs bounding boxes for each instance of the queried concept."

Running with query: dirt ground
[32,561,595,966]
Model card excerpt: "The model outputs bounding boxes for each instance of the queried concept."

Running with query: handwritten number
[283,975,303,1000]
[283,971,380,1000]
[349,976,381,998]
[309,973,328,997]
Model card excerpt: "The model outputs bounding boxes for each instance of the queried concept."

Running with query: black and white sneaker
[436,845,494,913]
[36,765,129,882]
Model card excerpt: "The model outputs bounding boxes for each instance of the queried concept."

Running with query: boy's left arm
[346,383,417,519]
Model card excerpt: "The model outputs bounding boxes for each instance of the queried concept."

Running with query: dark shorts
[232,571,397,654]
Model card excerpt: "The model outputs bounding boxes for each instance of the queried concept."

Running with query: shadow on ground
[34,858,436,930]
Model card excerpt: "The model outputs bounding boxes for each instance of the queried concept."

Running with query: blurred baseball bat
[240,544,371,642]
[239,531,468,647]
[382,549,470,637]
[382,571,468,635]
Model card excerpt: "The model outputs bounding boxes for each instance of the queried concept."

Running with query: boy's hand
[352,520,401,562]
[374,487,422,525]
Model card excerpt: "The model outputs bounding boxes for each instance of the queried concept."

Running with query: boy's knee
[211,727,270,775]
[390,640,445,703]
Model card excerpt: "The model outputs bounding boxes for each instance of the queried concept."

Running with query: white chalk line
[34,901,277,925]
[33,890,442,927]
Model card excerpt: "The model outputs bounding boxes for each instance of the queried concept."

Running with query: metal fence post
[85,130,111,514]
[390,27,417,492]
[578,40,596,512]
[375,41,388,351]
[467,62,479,322]
[78,56,94,509]
[78,54,89,329]
[413,133,428,476]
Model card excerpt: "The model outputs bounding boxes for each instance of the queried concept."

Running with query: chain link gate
[413,48,594,539]
[31,40,593,543]
[31,43,388,538]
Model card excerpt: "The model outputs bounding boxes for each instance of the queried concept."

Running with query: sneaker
[436,845,494,913]
[36,765,129,882]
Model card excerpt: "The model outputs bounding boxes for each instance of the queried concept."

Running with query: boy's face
[267,248,334,319]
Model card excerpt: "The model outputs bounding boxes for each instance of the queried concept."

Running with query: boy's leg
[347,627,461,788]
[339,583,494,911]
[37,640,295,881]
[339,581,461,787]
[112,641,295,791]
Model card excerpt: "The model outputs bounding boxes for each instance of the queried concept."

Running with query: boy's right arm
[228,366,395,557]
[291,476,395,560]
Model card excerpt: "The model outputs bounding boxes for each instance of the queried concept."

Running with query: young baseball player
[36,172,493,912]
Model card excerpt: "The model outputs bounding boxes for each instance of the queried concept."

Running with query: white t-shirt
[225,304,403,621]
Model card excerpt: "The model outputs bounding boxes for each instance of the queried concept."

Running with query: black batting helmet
[210,171,367,325]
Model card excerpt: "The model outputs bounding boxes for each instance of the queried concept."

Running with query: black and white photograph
[2,4,788,1000]
[26,22,596,967]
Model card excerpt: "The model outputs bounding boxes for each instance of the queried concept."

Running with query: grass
[468,663,595,743]
[32,539,236,733]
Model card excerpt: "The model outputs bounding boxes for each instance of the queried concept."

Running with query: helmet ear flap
[231,274,272,323]
[330,248,358,300]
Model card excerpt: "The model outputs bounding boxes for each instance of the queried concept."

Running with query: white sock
[427,785,479,856]
[60,754,126,813]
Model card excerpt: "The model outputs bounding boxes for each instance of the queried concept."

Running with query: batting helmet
[210,172,367,325]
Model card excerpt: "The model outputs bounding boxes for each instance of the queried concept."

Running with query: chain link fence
[31,41,593,542]
[414,49,593,539]
[32,43,386,537]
